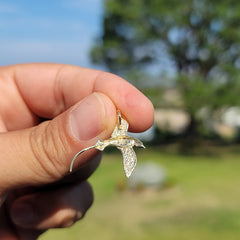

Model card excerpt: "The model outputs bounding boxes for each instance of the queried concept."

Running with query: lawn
[40,146,240,240]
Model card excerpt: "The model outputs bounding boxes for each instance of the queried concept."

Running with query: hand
[0,63,154,240]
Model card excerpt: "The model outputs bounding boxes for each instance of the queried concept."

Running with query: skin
[0,63,154,240]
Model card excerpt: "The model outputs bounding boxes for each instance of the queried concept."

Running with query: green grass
[40,146,240,240]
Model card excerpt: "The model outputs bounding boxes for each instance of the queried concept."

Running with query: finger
[0,92,116,193]
[0,192,8,206]
[13,229,43,240]
[10,181,93,230]
[0,206,18,240]
[56,153,101,185]
[1,64,154,132]
[2,154,101,204]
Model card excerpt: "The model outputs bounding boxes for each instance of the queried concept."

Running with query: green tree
[91,0,240,139]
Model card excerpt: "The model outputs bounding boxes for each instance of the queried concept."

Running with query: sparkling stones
[70,110,145,177]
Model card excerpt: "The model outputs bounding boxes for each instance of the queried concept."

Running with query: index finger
[3,63,154,132]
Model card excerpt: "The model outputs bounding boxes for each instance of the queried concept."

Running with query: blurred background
[2,0,240,239]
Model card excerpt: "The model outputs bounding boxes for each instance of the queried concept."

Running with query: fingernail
[69,93,106,141]
[11,202,38,227]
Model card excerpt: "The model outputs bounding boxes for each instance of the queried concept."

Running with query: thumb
[0,93,116,193]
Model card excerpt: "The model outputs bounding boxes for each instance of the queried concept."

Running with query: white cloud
[0,2,21,13]
[0,1,103,68]
[0,39,94,67]
[0,14,98,67]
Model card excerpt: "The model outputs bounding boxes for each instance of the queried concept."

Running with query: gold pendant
[70,110,145,177]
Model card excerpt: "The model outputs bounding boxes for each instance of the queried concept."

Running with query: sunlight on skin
[0,63,154,240]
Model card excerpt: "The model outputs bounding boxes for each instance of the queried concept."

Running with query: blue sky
[0,0,103,67]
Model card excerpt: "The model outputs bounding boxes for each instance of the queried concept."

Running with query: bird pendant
[70,110,145,177]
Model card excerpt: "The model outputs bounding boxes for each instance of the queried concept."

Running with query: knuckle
[58,213,76,228]
[29,121,70,181]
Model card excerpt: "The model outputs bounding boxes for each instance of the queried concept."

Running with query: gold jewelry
[70,110,145,177]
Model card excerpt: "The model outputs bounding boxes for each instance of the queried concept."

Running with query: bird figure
[70,110,145,177]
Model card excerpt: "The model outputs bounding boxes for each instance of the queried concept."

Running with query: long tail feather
[70,145,96,172]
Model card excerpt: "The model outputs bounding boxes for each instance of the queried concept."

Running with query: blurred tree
[91,0,240,140]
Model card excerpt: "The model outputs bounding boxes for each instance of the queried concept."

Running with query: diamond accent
[70,110,145,177]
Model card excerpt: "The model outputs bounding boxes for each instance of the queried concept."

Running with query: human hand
[0,63,154,240]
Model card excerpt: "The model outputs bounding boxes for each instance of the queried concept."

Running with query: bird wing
[119,147,137,178]
[111,118,129,138]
